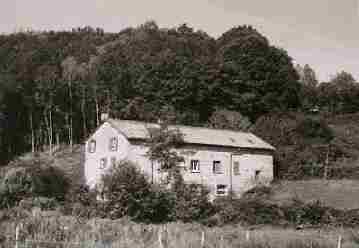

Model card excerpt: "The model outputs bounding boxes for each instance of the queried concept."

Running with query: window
[88,140,96,153]
[216,184,227,195]
[100,158,107,169]
[233,161,240,175]
[109,137,118,151]
[213,161,223,174]
[190,160,200,173]
[111,157,116,167]
[255,170,261,181]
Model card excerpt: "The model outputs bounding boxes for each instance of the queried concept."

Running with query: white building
[85,119,275,197]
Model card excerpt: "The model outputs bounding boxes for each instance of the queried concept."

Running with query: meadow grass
[1,214,358,248]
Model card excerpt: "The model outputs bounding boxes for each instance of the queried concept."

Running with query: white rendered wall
[85,123,274,196]
[84,122,131,188]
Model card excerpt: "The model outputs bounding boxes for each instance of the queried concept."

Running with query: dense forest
[1,21,359,178]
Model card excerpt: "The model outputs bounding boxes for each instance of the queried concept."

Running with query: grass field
[1,214,358,248]
[270,180,359,210]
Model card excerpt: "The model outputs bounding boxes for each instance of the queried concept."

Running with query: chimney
[101,113,109,122]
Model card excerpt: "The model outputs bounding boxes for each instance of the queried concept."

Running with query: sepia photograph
[0,0,359,247]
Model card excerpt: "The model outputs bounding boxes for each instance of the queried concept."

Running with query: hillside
[270,180,359,210]
[0,23,303,164]
[0,145,85,186]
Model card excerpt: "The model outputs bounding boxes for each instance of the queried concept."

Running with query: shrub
[283,198,342,226]
[295,118,333,143]
[0,159,70,208]
[211,193,285,226]
[61,184,98,218]
[19,197,58,210]
[101,161,174,223]
[173,183,214,222]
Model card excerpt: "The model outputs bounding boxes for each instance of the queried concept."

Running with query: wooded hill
[1,21,359,178]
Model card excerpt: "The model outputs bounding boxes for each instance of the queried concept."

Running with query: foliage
[282,198,347,227]
[206,108,252,131]
[172,182,215,222]
[0,157,70,208]
[252,112,350,179]
[294,118,333,143]
[0,21,358,183]
[0,22,306,163]
[215,25,302,120]
[207,186,281,226]
[317,71,359,114]
[146,122,184,176]
[18,197,59,210]
[296,64,319,88]
[100,161,174,223]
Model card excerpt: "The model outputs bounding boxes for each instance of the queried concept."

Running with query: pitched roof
[107,119,275,150]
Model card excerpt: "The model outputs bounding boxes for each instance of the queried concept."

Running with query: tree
[215,25,302,120]
[146,122,184,184]
[100,160,174,222]
[35,65,61,156]
[207,108,252,131]
[296,64,319,110]
[318,71,359,114]
[252,112,329,178]
[297,64,318,88]
[61,57,77,150]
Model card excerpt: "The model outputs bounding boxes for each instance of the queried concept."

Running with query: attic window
[109,137,118,151]
[88,140,96,153]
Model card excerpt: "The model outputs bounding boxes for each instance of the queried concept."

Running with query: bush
[19,197,58,210]
[173,183,214,222]
[252,112,350,179]
[0,158,70,209]
[61,184,98,218]
[210,193,285,226]
[283,199,341,226]
[80,161,215,224]
[295,118,333,143]
[101,161,174,223]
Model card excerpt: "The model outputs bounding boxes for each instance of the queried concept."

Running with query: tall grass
[1,214,357,248]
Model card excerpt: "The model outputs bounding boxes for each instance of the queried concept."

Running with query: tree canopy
[0,21,357,171]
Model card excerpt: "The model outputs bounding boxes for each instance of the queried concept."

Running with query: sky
[4,0,359,81]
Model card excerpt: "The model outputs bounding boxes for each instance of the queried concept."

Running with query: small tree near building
[146,121,185,185]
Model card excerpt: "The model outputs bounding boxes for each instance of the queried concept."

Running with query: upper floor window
[190,160,200,173]
[213,161,223,174]
[88,139,96,153]
[100,157,107,169]
[109,137,118,151]
[233,161,240,175]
